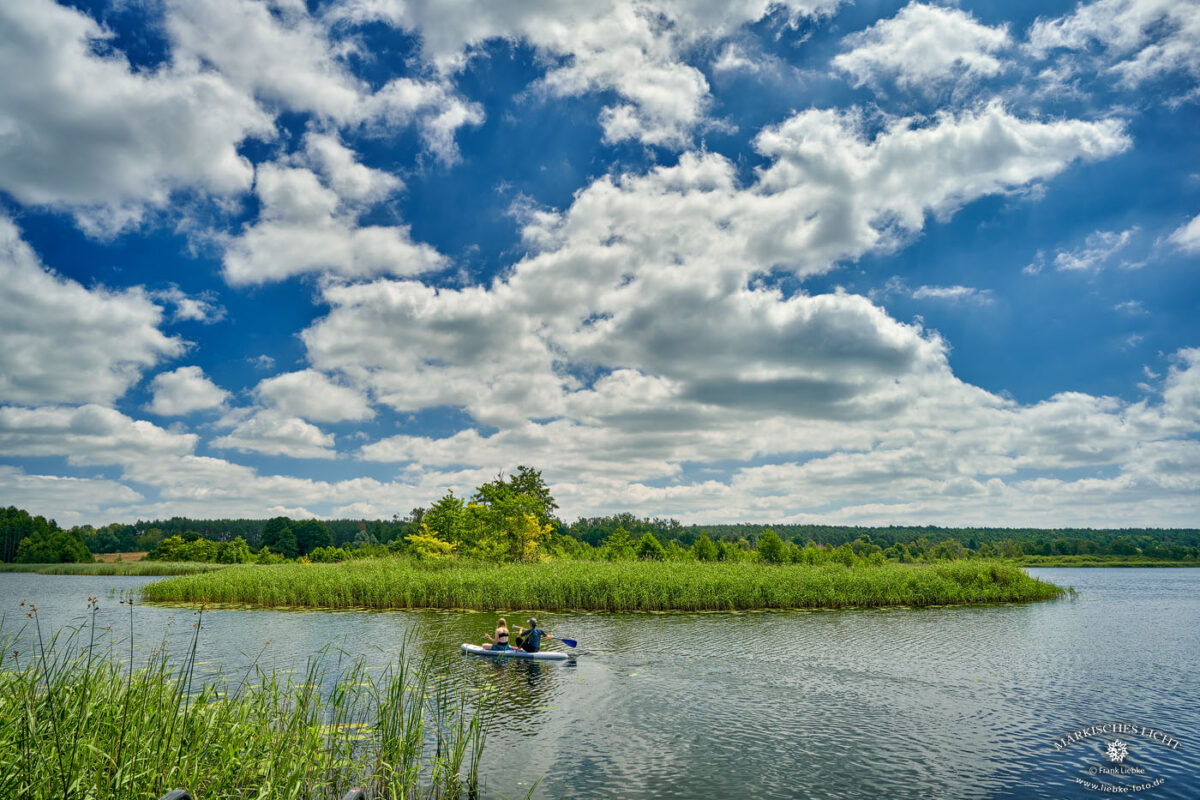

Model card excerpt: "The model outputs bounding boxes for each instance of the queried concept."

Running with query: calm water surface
[1,568,1196,799]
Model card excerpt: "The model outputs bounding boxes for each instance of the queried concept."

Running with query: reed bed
[0,561,225,576]
[0,602,484,800]
[142,558,1064,611]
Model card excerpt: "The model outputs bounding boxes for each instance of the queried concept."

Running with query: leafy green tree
[466,491,553,562]
[274,527,299,559]
[996,539,1024,558]
[15,528,91,563]
[135,528,164,552]
[757,529,787,564]
[260,517,292,551]
[424,492,470,545]
[602,526,636,561]
[796,543,826,565]
[664,540,690,560]
[352,529,379,548]
[1107,537,1140,556]
[472,466,559,527]
[691,533,718,562]
[506,465,559,523]
[636,532,666,560]
[256,546,285,564]
[1,507,59,563]
[216,537,253,564]
[405,525,458,558]
[367,520,393,544]
[308,545,351,563]
[930,539,967,560]
[293,520,332,556]
[830,544,859,567]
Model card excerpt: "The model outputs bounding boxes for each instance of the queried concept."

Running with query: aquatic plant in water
[141,557,1065,612]
[0,597,485,799]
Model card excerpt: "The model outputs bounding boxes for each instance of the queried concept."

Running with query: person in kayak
[514,618,551,653]
[482,617,510,651]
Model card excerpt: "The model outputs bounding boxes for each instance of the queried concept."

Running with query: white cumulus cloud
[253,369,374,423]
[0,215,183,406]
[834,2,1012,91]
[0,0,273,233]
[211,409,337,459]
[331,0,843,147]
[1028,0,1200,88]
[1052,227,1138,271]
[222,150,444,285]
[1167,213,1200,253]
[147,366,230,416]
[0,405,197,465]
[304,104,1130,460]
[165,0,482,161]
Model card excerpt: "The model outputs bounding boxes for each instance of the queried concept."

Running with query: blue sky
[1,0,1198,527]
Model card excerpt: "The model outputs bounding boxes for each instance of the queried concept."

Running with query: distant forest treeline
[4,505,1197,563]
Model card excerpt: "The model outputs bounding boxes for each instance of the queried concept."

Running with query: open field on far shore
[92,551,147,563]
[141,558,1065,611]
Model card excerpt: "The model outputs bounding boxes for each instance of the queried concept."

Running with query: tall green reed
[0,599,485,799]
[142,557,1064,612]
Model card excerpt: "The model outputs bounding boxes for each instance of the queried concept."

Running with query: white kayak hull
[461,643,570,661]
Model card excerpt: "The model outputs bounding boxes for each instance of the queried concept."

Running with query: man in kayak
[514,618,551,653]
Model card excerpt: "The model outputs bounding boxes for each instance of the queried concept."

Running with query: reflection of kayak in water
[461,643,570,661]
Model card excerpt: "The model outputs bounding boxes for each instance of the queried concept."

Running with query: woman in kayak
[482,617,510,651]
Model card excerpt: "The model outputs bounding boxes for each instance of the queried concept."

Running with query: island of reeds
[142,557,1064,611]
[0,603,485,800]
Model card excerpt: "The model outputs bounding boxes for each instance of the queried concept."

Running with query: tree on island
[405,467,559,562]
[756,529,788,564]
[636,531,666,560]
[691,533,719,562]
[601,526,635,560]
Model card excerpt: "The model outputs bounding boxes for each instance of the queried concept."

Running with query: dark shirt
[518,627,544,652]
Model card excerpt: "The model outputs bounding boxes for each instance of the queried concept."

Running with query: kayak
[460,643,570,661]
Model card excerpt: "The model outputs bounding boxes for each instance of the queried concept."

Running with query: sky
[0,0,1198,528]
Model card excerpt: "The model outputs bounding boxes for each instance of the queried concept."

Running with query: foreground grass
[1013,555,1200,568]
[143,558,1064,611]
[0,561,224,576]
[0,607,483,800]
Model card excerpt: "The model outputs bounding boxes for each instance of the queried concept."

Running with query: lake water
[2,568,1197,799]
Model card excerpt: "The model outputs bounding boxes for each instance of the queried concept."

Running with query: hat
[527,618,537,627]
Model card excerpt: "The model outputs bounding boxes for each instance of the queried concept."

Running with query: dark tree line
[0,507,91,563]
[5,492,1198,564]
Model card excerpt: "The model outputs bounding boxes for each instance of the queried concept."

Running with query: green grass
[1012,555,1200,568]
[142,558,1065,611]
[0,561,225,576]
[0,605,484,800]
